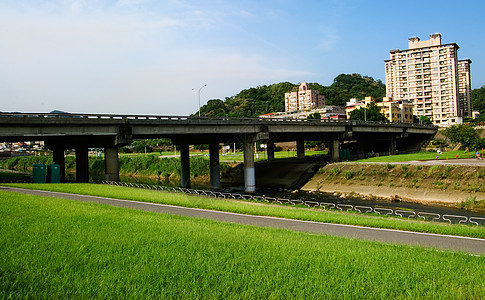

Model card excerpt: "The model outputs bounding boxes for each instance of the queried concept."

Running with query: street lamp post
[193,84,207,117]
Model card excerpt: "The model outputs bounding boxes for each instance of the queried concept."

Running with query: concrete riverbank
[301,161,485,209]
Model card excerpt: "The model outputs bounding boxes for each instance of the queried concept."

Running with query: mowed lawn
[1,191,484,299]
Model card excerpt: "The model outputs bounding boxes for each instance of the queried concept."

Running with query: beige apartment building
[384,33,472,126]
[345,96,413,123]
[285,82,325,112]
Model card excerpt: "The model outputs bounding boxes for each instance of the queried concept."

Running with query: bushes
[0,155,53,171]
[1,154,230,180]
[119,155,230,178]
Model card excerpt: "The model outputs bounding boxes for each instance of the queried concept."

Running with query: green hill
[196,73,386,117]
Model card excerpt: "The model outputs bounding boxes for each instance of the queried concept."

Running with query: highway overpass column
[243,141,256,193]
[209,142,220,190]
[52,147,65,182]
[329,139,340,162]
[104,147,119,182]
[180,143,190,189]
[389,137,397,155]
[267,142,275,162]
[296,139,305,159]
[75,147,89,183]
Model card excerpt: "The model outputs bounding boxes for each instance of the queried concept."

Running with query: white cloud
[0,2,311,115]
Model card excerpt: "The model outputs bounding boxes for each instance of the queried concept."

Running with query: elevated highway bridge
[0,112,437,192]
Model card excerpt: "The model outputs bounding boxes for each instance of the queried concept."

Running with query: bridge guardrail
[101,180,483,227]
[0,112,437,129]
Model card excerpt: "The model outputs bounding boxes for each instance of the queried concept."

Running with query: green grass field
[4,183,485,239]
[1,191,484,298]
[356,150,478,162]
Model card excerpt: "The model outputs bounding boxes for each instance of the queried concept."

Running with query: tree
[472,85,485,115]
[307,112,321,120]
[325,74,386,107]
[418,116,432,125]
[442,124,479,150]
[195,74,386,117]
[349,102,387,122]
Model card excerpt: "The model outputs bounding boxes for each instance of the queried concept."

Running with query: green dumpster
[47,164,61,183]
[33,164,46,183]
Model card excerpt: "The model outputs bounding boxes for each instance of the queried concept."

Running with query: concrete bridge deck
[0,112,437,192]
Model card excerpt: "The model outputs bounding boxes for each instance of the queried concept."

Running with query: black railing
[101,180,485,227]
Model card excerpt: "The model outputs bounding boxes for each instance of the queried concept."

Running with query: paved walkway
[1,186,484,255]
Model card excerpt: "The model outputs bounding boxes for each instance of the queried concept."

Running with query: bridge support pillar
[296,139,305,159]
[105,147,119,182]
[52,147,66,182]
[243,141,256,193]
[75,147,89,183]
[267,142,275,162]
[389,137,397,155]
[329,139,340,162]
[180,143,190,189]
[209,142,220,190]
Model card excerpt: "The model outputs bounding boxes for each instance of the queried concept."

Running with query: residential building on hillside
[384,33,472,126]
[260,106,345,120]
[345,96,413,123]
[284,82,325,112]
[458,59,472,117]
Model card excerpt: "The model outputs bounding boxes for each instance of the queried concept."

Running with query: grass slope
[3,183,485,239]
[1,191,484,298]
[313,163,485,208]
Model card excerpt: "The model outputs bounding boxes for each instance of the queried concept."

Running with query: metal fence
[101,181,485,227]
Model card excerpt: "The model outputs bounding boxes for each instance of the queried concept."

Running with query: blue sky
[1,0,483,115]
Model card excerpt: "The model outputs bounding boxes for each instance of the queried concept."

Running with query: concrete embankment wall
[302,162,485,204]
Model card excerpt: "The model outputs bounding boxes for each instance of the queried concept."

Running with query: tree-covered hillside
[196,73,386,117]
[472,85,485,118]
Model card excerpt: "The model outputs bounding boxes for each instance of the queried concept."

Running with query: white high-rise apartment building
[384,33,472,126]
[458,59,472,117]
